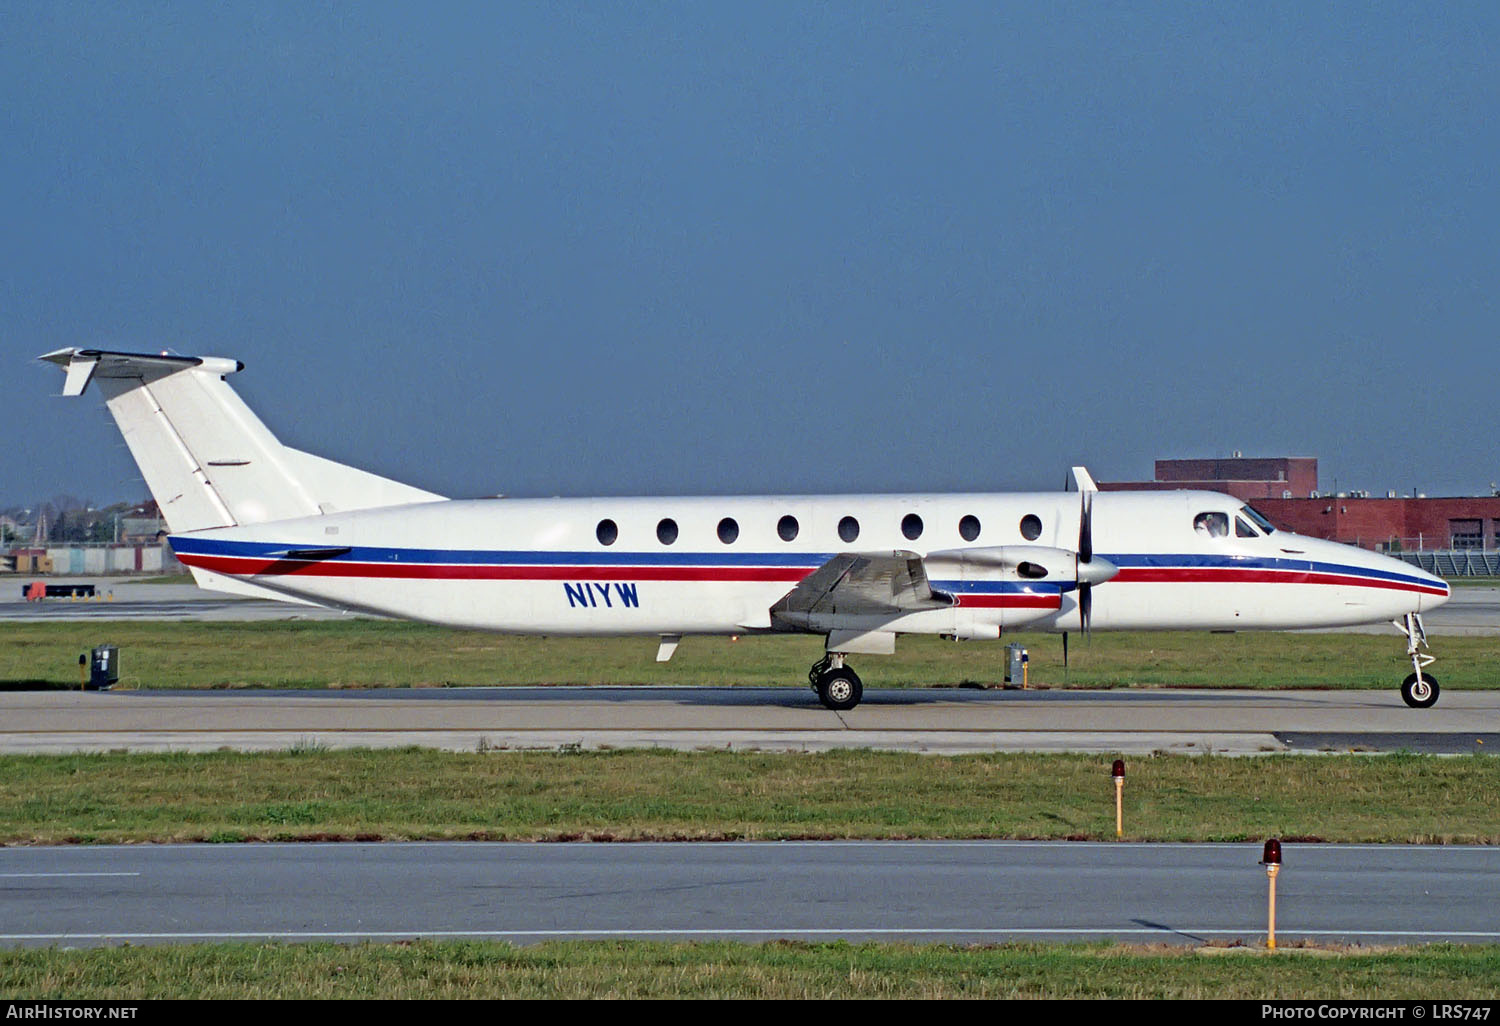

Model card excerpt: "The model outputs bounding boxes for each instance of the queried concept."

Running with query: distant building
[1102,455,1500,552]
[1256,495,1500,552]
[1100,455,1317,501]
[119,500,165,543]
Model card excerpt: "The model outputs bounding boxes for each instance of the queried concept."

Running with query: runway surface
[2,840,1495,948]
[3,685,1497,755]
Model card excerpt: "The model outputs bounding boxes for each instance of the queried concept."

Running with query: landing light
[1111,759,1125,838]
[1261,838,1282,950]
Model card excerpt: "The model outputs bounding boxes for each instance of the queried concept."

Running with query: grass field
[2,619,1496,691]
[4,939,1500,999]
[2,748,1497,845]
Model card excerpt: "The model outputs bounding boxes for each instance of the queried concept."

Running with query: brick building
[1102,456,1500,551]
[1254,496,1500,552]
[1100,456,1318,500]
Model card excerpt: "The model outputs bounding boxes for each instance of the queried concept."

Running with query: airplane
[41,347,1451,711]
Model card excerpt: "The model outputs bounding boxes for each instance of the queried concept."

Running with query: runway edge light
[1261,838,1282,950]
[1111,760,1125,839]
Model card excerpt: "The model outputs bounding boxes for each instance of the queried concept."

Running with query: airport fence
[1392,550,1500,577]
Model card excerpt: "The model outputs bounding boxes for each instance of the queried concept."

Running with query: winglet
[1071,466,1098,492]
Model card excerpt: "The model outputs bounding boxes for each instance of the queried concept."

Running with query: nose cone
[1304,536,1450,623]
[1369,548,1449,613]
[1415,565,1451,612]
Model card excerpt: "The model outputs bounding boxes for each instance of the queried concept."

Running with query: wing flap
[771,550,953,626]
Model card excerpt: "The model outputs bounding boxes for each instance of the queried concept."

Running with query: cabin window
[1235,516,1258,538]
[1019,514,1042,541]
[778,515,799,542]
[1194,512,1229,538]
[596,519,618,546]
[838,516,860,543]
[901,513,923,541]
[959,514,981,542]
[657,518,679,545]
[717,517,739,544]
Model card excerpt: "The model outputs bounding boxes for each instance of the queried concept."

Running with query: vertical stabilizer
[41,348,444,534]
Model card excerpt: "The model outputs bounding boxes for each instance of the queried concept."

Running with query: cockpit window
[1194,512,1229,538]
[1240,505,1277,535]
[1235,516,1258,538]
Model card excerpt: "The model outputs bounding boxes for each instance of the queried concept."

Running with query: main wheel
[1401,672,1439,709]
[816,667,863,711]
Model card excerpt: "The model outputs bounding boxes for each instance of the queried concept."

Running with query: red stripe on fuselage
[178,554,813,583]
[1113,567,1448,596]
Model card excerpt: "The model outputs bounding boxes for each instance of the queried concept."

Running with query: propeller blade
[1062,631,1069,671]
[1079,581,1093,635]
[1078,490,1094,565]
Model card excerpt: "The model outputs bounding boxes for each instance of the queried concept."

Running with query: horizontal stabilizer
[41,348,243,396]
[183,566,329,607]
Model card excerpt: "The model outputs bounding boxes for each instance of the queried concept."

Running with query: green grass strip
[3,620,1498,690]
[2,749,1498,845]
[5,940,1500,998]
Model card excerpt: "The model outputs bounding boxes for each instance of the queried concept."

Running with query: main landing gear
[809,653,862,711]
[1395,612,1439,709]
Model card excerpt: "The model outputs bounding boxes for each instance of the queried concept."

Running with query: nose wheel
[1401,671,1439,709]
[809,653,863,711]
[1395,613,1440,709]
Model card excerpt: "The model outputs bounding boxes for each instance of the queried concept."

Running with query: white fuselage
[168,489,1449,638]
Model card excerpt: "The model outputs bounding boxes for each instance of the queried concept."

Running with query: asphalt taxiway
[2,840,1496,948]
[2,685,1497,756]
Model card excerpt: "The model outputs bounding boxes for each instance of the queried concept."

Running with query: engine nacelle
[925,545,1117,586]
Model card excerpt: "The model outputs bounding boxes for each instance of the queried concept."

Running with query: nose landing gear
[809,653,863,711]
[1395,612,1439,709]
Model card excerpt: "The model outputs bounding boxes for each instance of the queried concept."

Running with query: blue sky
[4,2,1497,505]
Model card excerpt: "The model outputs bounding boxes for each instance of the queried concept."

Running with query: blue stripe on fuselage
[167,536,1439,591]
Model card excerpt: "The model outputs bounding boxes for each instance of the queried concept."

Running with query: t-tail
[40,348,444,600]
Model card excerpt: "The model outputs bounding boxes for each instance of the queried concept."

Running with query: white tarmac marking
[0,872,140,878]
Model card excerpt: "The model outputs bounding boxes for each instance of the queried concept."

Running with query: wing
[771,551,954,622]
